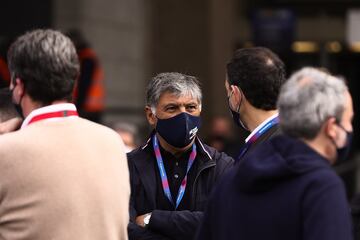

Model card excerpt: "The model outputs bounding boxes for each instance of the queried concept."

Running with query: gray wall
[53,0,151,126]
[53,0,236,134]
[52,0,348,138]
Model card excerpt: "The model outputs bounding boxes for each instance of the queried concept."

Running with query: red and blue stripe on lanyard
[237,116,279,160]
[153,135,197,210]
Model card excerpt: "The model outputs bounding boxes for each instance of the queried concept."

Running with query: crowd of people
[0,29,356,240]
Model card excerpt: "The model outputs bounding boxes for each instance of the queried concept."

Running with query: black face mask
[155,112,201,148]
[10,84,24,119]
[227,91,248,130]
[334,124,353,162]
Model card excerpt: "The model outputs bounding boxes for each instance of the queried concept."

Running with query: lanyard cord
[153,135,197,209]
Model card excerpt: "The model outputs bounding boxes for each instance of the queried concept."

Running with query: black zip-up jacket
[127,135,234,240]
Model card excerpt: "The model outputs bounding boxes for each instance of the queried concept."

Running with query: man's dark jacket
[127,135,234,240]
[239,123,280,161]
[197,134,353,240]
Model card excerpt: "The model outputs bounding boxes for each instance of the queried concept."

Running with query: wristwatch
[143,213,152,227]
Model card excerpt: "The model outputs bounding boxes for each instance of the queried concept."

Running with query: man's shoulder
[127,143,153,172]
[302,164,342,188]
[0,130,23,147]
[270,135,342,187]
[197,140,234,166]
[3,118,125,153]
[62,117,123,141]
[0,130,31,167]
[251,124,281,148]
[127,143,150,159]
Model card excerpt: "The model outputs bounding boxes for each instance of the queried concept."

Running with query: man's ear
[14,78,25,97]
[230,85,242,104]
[145,106,156,126]
[324,117,338,140]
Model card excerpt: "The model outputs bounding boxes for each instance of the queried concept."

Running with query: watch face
[144,214,151,225]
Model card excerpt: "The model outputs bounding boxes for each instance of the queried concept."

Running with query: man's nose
[180,106,187,113]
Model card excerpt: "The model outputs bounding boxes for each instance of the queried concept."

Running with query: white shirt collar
[245,113,279,143]
[21,103,78,129]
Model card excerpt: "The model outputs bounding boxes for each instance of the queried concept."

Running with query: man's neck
[302,135,335,164]
[23,98,69,118]
[22,95,42,118]
[156,133,193,158]
[243,107,278,132]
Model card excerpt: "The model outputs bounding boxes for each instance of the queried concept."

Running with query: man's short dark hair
[226,47,286,110]
[0,88,18,122]
[7,29,80,105]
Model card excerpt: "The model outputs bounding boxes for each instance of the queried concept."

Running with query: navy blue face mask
[335,124,353,162]
[227,91,248,130]
[155,112,201,148]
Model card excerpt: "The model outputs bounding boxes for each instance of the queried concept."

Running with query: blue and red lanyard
[237,116,279,161]
[153,135,197,210]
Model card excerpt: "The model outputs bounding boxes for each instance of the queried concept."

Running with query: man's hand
[136,213,151,227]
[0,117,22,134]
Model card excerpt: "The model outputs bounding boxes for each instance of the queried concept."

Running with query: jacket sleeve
[148,209,203,240]
[127,157,171,240]
[128,193,171,240]
[196,169,235,240]
[303,172,353,240]
[128,222,172,240]
[195,188,218,240]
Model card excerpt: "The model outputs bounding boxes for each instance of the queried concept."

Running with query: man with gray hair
[127,72,234,240]
[197,67,353,240]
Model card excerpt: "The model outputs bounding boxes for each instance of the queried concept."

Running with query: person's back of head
[278,67,347,140]
[7,29,80,106]
[227,47,286,110]
[278,67,353,163]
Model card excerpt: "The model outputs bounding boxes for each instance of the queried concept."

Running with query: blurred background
[1,0,360,197]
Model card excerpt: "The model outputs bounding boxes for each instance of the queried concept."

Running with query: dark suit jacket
[238,124,281,162]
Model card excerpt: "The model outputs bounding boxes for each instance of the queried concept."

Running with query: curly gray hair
[146,72,202,112]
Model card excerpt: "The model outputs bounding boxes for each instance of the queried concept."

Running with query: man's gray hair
[278,67,348,140]
[146,72,202,110]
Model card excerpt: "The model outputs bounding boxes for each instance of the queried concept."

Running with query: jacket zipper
[191,161,216,209]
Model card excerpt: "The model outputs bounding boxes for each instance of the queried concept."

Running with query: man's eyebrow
[185,101,199,105]
[163,103,179,107]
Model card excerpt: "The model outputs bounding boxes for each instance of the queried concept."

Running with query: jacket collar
[245,113,279,143]
[22,103,78,129]
[132,132,214,208]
